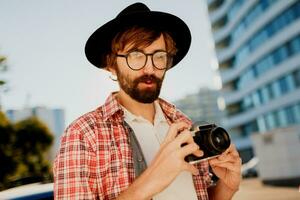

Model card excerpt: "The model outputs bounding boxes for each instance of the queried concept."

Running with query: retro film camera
[185,123,231,164]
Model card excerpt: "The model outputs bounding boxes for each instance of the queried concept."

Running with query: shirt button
[138,157,143,162]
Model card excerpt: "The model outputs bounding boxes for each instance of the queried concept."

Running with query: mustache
[134,75,162,84]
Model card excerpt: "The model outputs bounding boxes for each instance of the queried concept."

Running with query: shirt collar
[154,101,168,123]
[101,92,178,122]
[157,97,178,122]
[102,92,124,122]
[122,100,168,124]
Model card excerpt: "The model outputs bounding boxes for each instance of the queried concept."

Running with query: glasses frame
[116,50,172,71]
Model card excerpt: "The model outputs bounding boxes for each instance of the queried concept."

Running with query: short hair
[105,26,177,69]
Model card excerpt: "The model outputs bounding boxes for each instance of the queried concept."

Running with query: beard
[116,70,164,103]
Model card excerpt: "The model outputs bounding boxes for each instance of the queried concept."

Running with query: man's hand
[117,122,203,200]
[148,121,203,185]
[208,144,242,192]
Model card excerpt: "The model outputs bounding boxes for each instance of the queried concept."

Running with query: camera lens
[209,127,230,153]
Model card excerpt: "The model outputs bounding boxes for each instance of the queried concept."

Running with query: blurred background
[0,0,299,199]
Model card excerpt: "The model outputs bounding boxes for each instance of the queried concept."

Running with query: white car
[0,182,53,200]
[242,157,259,178]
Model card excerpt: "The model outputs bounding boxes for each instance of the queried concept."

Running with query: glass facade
[209,0,300,139]
[228,0,245,21]
[240,67,300,112]
[236,34,300,90]
[232,1,300,68]
[231,0,278,44]
[242,101,300,135]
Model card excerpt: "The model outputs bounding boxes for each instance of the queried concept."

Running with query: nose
[143,55,155,74]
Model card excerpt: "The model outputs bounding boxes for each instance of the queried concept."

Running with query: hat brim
[85,11,191,70]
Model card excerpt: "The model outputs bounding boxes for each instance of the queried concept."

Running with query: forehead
[122,34,166,53]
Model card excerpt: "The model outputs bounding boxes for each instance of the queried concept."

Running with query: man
[54,2,241,200]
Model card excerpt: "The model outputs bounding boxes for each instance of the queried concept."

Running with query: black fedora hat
[85,2,191,70]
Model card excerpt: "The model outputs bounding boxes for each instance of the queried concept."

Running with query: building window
[242,120,258,136]
[237,34,300,90]
[257,116,267,132]
[228,0,245,21]
[285,105,297,124]
[273,46,289,64]
[232,1,300,68]
[278,108,288,127]
[290,36,300,54]
[231,0,277,43]
[252,91,261,107]
[294,103,300,123]
[271,80,281,98]
[261,86,270,104]
[278,77,289,95]
[293,69,300,87]
[242,96,253,111]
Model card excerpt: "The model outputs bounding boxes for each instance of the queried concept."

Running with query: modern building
[173,88,225,126]
[207,0,300,161]
[6,107,65,161]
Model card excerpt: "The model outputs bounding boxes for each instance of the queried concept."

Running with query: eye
[128,51,144,59]
[154,51,167,60]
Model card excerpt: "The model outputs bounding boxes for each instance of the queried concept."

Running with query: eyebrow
[127,48,167,54]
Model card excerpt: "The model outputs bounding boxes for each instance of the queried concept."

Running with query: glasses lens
[153,51,168,69]
[127,51,146,70]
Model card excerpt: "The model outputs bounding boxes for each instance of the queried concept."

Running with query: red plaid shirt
[54,93,211,199]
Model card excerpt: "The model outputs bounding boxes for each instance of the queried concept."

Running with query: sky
[0,0,218,125]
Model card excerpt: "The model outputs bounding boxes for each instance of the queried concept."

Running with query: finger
[209,156,241,166]
[180,143,203,158]
[208,158,242,167]
[163,122,189,143]
[225,144,238,155]
[218,151,240,161]
[210,162,241,173]
[182,162,199,175]
[174,130,194,147]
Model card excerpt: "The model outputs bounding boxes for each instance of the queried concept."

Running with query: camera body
[185,123,231,164]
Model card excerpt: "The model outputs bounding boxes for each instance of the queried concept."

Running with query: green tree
[0,112,17,190]
[14,117,54,179]
[0,55,7,87]
[0,55,8,109]
[0,114,54,190]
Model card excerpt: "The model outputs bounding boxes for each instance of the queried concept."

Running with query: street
[233,178,300,200]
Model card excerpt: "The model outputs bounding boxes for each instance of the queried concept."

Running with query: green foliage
[0,112,17,186]
[0,113,54,190]
[0,112,10,126]
[14,117,53,155]
[0,55,7,83]
[0,56,6,63]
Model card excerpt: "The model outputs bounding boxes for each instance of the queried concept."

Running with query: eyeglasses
[116,50,173,70]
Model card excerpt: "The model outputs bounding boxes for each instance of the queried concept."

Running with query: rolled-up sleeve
[53,128,98,199]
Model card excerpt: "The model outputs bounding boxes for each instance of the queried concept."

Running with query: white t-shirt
[123,101,198,200]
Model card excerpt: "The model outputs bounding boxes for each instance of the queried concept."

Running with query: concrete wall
[251,125,300,186]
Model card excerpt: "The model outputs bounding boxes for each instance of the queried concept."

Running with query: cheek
[157,70,167,79]
[116,68,136,84]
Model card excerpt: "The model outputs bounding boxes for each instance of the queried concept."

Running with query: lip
[139,81,156,88]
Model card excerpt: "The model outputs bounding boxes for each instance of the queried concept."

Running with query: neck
[116,90,156,124]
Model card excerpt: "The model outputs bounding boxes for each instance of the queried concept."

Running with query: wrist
[117,185,148,200]
[217,179,239,193]
[118,169,154,200]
